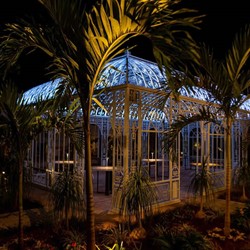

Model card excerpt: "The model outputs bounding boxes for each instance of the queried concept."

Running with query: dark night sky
[1,0,250,92]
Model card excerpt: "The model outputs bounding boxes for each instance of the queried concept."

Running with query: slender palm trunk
[138,208,142,228]
[83,107,96,250]
[242,185,246,200]
[200,192,204,212]
[65,206,69,230]
[18,153,24,250]
[224,118,232,236]
[65,177,69,230]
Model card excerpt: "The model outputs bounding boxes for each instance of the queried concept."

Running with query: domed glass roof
[23,51,168,104]
[96,51,166,89]
[23,51,250,112]
[23,78,61,104]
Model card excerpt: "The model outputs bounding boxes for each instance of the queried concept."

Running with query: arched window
[189,126,201,163]
[210,123,224,165]
[54,129,75,172]
[107,128,113,166]
[90,124,101,166]
[149,128,156,158]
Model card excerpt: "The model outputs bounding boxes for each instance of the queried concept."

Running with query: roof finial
[125,49,131,57]
[125,49,130,84]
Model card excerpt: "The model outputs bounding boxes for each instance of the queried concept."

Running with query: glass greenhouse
[24,51,250,208]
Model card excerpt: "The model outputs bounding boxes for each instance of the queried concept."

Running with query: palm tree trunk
[65,188,69,230]
[138,208,142,228]
[242,185,246,200]
[83,107,96,250]
[224,118,232,237]
[200,192,204,212]
[18,154,24,250]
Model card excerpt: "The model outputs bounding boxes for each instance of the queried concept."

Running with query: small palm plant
[188,156,214,218]
[154,224,213,250]
[234,159,250,202]
[50,167,85,230]
[118,165,157,230]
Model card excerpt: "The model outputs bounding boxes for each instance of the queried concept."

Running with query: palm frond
[50,170,85,221]
[226,24,250,81]
[165,106,218,148]
[0,83,49,141]
[197,25,250,116]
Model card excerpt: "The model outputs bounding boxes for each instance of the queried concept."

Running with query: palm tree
[48,93,85,230]
[0,1,201,248]
[197,25,250,236]
[166,25,250,236]
[0,83,50,249]
[0,124,19,211]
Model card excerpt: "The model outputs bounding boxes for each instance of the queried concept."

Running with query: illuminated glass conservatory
[24,51,250,208]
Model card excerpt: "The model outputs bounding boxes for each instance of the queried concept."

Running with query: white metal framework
[24,51,250,207]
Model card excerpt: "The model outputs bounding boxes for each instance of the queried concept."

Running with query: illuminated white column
[138,91,142,166]
[123,87,130,180]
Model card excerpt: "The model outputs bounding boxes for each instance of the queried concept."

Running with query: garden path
[0,167,245,231]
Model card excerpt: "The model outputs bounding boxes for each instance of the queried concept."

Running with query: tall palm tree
[0,1,201,248]
[166,25,250,236]
[48,90,85,230]
[0,83,50,249]
[197,25,250,236]
[0,123,19,211]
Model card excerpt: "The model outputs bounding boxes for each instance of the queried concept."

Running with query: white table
[54,160,75,172]
[190,162,222,171]
[142,159,163,163]
[142,159,163,177]
[54,160,75,164]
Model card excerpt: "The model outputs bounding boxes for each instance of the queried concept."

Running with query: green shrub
[118,166,157,227]
[150,203,195,231]
[61,229,87,250]
[50,170,85,229]
[232,201,250,233]
[153,224,213,250]
[101,224,130,247]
